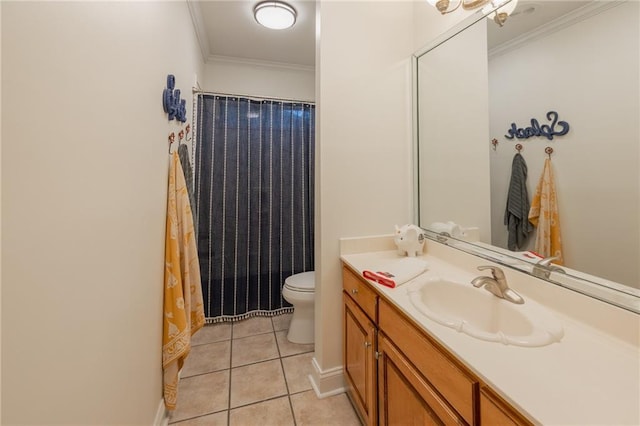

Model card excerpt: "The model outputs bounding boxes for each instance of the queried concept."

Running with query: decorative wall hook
[545,146,554,159]
[185,124,192,141]
[491,138,498,151]
[168,132,176,153]
[515,143,523,153]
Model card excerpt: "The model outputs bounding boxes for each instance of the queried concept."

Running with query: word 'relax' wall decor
[504,111,570,141]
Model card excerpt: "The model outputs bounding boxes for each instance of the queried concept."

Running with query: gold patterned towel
[528,158,564,265]
[163,152,205,411]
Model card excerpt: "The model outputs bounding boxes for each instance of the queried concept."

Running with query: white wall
[417,19,491,241]
[310,0,486,394]
[488,2,639,288]
[413,4,494,240]
[1,1,204,423]
[203,57,315,101]
[313,0,415,392]
[0,4,3,420]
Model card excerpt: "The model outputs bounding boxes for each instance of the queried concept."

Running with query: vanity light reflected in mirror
[482,0,518,26]
[427,0,518,27]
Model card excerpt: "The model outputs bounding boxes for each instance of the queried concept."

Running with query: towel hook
[178,129,185,144]
[185,124,192,141]
[491,138,498,151]
[545,146,554,159]
[515,143,523,153]
[168,132,175,154]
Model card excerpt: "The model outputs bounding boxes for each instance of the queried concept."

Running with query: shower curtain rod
[192,88,315,105]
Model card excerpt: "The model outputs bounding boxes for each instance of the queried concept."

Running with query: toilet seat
[284,271,315,293]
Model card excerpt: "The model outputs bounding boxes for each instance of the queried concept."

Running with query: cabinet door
[480,387,533,426]
[379,299,476,424]
[378,333,467,426]
[344,293,377,426]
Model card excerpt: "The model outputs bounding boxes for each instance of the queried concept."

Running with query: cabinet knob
[351,288,358,295]
[364,341,371,348]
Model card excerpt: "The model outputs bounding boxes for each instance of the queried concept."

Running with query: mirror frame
[412,3,640,314]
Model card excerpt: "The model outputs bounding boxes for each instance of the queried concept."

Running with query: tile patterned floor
[169,314,361,426]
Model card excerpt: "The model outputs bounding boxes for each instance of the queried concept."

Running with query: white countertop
[341,248,640,425]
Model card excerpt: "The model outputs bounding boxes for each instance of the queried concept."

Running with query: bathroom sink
[408,277,564,347]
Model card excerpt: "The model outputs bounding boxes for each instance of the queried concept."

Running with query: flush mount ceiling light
[426,0,518,26]
[254,1,297,30]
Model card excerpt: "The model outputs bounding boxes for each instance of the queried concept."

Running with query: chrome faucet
[435,232,450,243]
[532,256,566,279]
[471,266,524,304]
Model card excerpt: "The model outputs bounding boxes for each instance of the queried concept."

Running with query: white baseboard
[309,357,346,399]
[154,399,169,426]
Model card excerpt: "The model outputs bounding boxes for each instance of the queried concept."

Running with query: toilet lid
[284,271,315,292]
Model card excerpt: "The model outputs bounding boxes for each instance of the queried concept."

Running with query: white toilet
[282,271,315,344]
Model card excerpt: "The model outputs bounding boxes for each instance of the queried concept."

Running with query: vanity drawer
[379,299,477,425]
[343,266,378,322]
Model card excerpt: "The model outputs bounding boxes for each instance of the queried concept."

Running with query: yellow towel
[528,158,564,265]
[163,152,205,410]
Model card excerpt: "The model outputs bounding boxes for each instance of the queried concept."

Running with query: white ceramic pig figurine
[394,224,425,257]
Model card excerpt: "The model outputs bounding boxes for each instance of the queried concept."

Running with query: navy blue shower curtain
[194,94,315,322]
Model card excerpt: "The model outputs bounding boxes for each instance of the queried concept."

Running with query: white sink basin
[408,277,564,347]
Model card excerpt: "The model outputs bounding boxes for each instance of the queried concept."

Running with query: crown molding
[207,55,315,73]
[186,0,211,64]
[489,0,625,58]
[185,0,314,72]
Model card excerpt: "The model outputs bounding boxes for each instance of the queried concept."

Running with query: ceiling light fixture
[482,0,518,27]
[426,0,518,27]
[254,1,297,30]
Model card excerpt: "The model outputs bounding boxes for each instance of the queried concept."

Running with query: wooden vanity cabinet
[343,265,378,320]
[342,264,532,426]
[377,332,466,426]
[480,387,532,426]
[378,298,475,425]
[343,270,378,426]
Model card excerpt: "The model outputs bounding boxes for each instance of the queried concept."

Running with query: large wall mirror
[414,0,639,312]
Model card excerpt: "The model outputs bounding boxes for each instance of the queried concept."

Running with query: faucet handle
[536,256,560,267]
[477,265,505,280]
